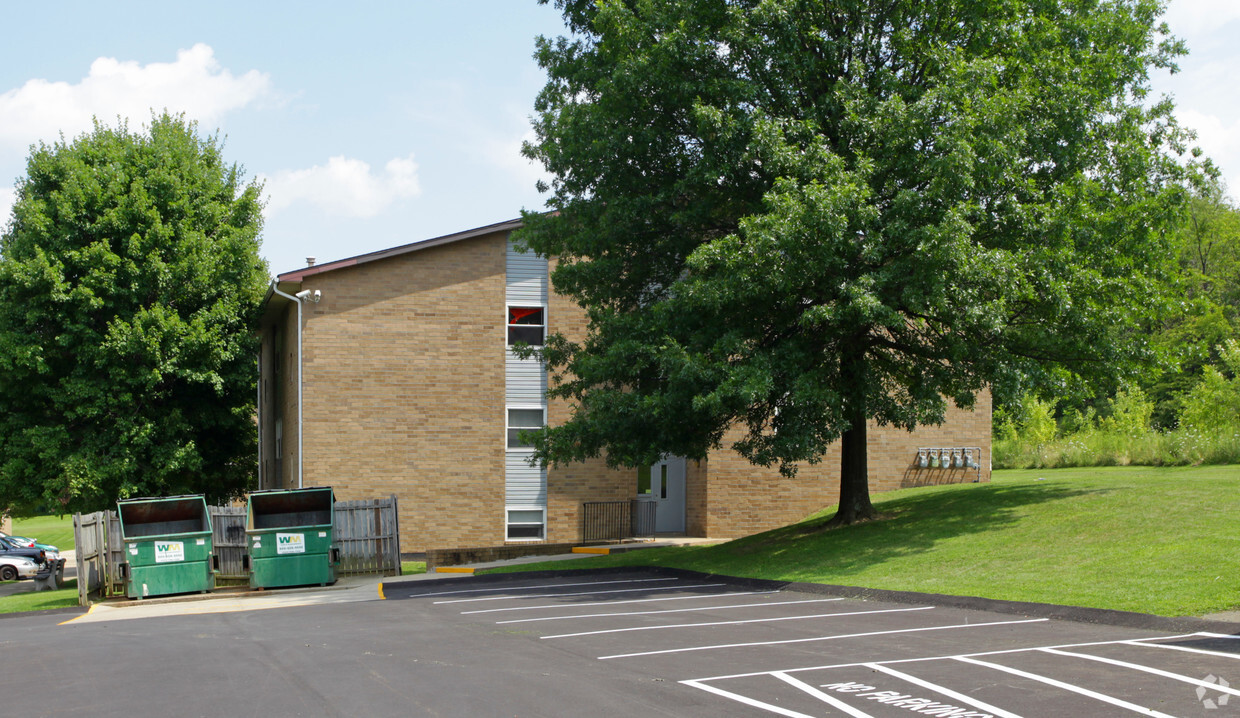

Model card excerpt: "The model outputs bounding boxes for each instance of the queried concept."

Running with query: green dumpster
[245,487,338,589]
[117,495,215,599]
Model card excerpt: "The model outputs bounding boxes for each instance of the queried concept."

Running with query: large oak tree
[519,0,1196,524]
[0,114,268,513]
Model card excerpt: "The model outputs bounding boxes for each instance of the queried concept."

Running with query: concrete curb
[381,565,1240,634]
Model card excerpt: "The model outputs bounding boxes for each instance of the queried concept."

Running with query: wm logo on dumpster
[276,533,306,555]
[154,541,185,563]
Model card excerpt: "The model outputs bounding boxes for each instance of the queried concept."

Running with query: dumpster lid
[247,486,335,530]
[117,495,212,539]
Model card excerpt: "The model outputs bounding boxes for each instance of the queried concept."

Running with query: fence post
[73,513,86,607]
[389,495,401,575]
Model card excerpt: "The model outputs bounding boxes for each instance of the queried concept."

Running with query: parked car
[0,556,39,582]
[0,536,46,567]
[0,531,29,546]
[0,532,59,557]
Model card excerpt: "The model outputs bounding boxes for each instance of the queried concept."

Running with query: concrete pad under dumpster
[245,487,338,589]
[117,495,215,599]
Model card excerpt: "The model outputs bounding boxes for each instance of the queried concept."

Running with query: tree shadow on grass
[693,482,1111,580]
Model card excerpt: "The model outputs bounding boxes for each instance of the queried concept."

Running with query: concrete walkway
[61,575,388,624]
[420,536,724,576]
[57,537,726,623]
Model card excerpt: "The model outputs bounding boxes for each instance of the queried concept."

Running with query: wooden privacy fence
[212,506,248,583]
[334,497,401,575]
[73,495,400,606]
[71,511,108,608]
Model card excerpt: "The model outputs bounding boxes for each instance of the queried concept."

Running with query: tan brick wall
[684,458,708,537]
[701,390,992,538]
[545,264,635,543]
[295,232,508,553]
[263,231,993,550]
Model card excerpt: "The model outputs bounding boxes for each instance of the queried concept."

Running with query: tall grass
[994,427,1240,469]
[994,379,1240,469]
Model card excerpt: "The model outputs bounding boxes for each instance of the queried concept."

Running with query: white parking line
[1040,647,1240,697]
[433,578,679,603]
[865,663,1025,718]
[1125,638,1240,661]
[774,672,876,717]
[685,632,1200,682]
[953,655,1179,717]
[494,594,820,624]
[598,617,1049,660]
[540,605,935,640]
[458,585,729,614]
[408,577,679,599]
[682,678,819,718]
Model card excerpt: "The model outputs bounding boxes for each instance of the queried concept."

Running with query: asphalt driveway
[3,568,1237,717]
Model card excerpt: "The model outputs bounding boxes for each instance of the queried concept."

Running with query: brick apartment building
[258,218,992,553]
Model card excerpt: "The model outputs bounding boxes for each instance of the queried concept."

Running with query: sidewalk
[54,537,723,623]
[402,536,724,580]
[61,574,388,624]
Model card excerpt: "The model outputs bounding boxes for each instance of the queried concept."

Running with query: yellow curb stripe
[436,566,475,574]
[572,546,611,555]
[58,603,97,626]
[377,582,386,600]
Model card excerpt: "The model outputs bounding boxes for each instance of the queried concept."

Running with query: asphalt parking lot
[4,568,1238,717]
[384,569,1240,717]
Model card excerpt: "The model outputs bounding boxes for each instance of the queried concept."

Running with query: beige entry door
[651,456,686,533]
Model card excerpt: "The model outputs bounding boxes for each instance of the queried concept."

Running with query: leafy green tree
[1144,181,1240,428]
[1097,385,1155,438]
[1178,180,1240,310]
[0,114,267,513]
[1180,339,1240,433]
[520,0,1194,524]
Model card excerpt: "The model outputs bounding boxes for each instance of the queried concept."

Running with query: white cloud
[261,154,422,218]
[1162,0,1240,39]
[479,126,549,194]
[0,43,270,151]
[1178,108,1240,192]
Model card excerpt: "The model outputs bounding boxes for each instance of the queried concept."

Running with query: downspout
[256,353,262,489]
[270,281,306,489]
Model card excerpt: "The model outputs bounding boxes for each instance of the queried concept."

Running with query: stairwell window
[507,407,545,450]
[507,306,545,346]
[506,508,545,541]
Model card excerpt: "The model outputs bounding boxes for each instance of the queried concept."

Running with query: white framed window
[507,305,546,346]
[507,406,545,451]
[506,507,545,541]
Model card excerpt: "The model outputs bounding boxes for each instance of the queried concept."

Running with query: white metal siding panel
[506,236,549,517]
[506,238,548,305]
[505,454,547,505]
[505,351,546,403]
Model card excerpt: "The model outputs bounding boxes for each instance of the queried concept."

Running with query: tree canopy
[0,114,268,513]
[519,0,1198,524]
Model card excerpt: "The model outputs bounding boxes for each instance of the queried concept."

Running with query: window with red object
[507,306,545,346]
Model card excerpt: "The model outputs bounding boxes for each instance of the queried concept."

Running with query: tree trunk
[828,414,876,526]
[827,350,876,527]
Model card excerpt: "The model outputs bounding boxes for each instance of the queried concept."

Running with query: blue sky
[1,1,1236,276]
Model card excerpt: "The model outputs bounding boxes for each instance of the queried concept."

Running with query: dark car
[0,536,46,566]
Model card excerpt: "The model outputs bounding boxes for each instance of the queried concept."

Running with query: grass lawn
[402,561,426,575]
[0,580,79,614]
[11,514,75,551]
[486,465,1240,617]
